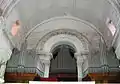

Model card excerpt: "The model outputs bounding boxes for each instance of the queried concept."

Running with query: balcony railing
[6,67,44,77]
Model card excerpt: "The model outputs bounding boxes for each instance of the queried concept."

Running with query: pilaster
[38,51,52,78]
[74,53,84,81]
[74,51,89,81]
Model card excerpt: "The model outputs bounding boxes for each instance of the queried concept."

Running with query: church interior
[0,0,120,83]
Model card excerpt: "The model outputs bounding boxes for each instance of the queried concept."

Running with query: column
[75,51,89,81]
[43,60,50,78]
[77,62,83,81]
[39,51,52,78]
[75,53,84,81]
[81,52,89,78]
[0,17,12,83]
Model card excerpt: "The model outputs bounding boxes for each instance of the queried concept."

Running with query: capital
[74,53,81,59]
[41,60,50,66]
[74,53,83,63]
[37,51,53,60]
[81,50,89,56]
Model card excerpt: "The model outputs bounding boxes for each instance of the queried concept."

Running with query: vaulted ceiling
[0,0,120,51]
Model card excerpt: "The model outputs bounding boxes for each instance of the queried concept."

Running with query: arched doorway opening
[49,44,77,81]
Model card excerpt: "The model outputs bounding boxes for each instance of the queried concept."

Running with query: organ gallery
[0,0,120,83]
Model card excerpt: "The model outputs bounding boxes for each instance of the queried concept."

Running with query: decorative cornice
[37,51,52,57]
[37,51,53,60]
[41,60,50,65]
[74,52,88,60]
[81,50,89,56]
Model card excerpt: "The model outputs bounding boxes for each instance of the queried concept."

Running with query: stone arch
[36,29,90,79]
[35,29,89,54]
[50,41,76,53]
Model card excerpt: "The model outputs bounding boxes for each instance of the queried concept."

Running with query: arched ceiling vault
[0,0,120,50]
[25,16,103,51]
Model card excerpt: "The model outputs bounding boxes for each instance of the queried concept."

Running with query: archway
[36,29,90,81]
[49,44,77,81]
